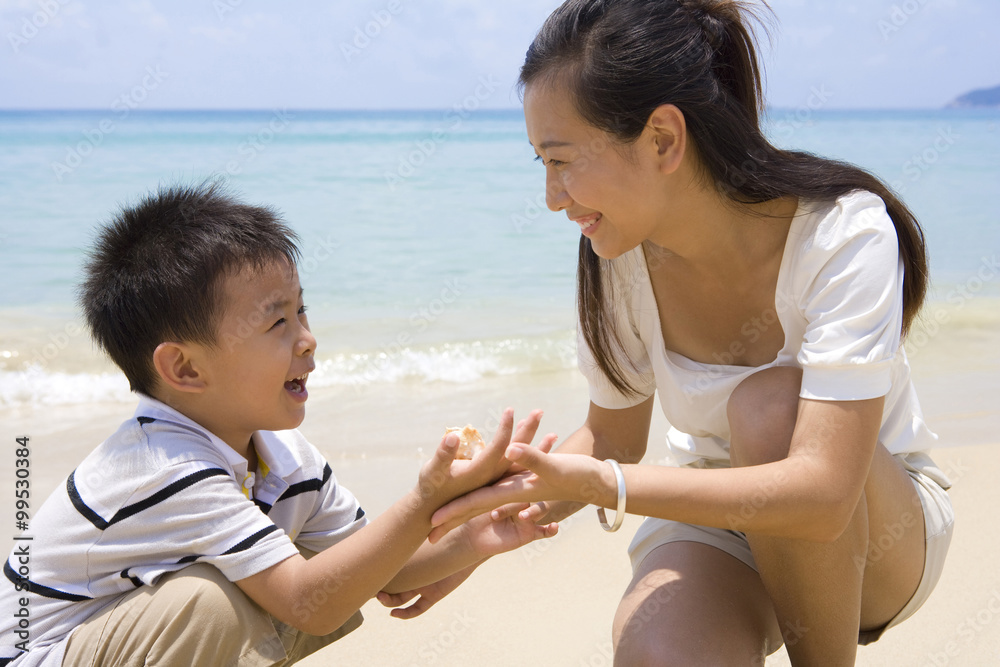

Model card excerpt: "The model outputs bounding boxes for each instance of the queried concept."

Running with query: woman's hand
[413,409,553,510]
[428,444,613,542]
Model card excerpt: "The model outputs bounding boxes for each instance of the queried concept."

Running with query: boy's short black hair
[80,182,301,396]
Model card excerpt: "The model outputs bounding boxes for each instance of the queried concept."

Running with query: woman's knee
[613,543,775,666]
[728,366,802,468]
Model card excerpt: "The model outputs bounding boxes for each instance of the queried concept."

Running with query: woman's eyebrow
[535,140,573,149]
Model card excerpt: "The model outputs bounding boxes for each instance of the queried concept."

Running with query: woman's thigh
[859,444,927,631]
[613,540,782,667]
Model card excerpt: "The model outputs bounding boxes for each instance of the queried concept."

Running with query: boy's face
[194,259,315,448]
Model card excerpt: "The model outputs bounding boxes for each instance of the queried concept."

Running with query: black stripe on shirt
[137,416,156,425]
[222,524,280,555]
[355,506,365,521]
[277,463,332,503]
[68,468,230,531]
[1,657,15,666]
[254,498,273,515]
[4,559,92,602]
[66,471,110,530]
[119,568,143,588]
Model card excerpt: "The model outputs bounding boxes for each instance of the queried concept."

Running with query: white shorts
[627,452,954,645]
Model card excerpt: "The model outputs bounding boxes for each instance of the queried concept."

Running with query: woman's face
[524,81,668,259]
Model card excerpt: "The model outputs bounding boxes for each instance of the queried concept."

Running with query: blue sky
[1,0,997,110]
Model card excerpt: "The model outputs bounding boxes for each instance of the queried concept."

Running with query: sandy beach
[3,298,999,665]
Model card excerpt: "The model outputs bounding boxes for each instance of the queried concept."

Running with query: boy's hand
[460,504,558,560]
[377,565,479,619]
[376,509,557,619]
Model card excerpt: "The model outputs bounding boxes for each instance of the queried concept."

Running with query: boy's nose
[297,327,316,356]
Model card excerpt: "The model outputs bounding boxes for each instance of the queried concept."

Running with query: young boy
[0,184,557,666]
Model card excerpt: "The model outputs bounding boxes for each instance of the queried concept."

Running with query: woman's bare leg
[728,366,925,665]
[612,541,782,666]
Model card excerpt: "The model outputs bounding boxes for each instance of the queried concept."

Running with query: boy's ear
[152,342,208,394]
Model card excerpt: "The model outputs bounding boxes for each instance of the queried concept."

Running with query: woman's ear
[152,342,208,394]
[646,103,687,175]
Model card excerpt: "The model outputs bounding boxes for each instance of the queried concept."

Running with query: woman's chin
[588,238,635,261]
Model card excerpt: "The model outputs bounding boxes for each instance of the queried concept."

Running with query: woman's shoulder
[795,190,896,246]
[782,190,901,296]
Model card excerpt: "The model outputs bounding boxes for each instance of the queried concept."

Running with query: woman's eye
[533,155,565,167]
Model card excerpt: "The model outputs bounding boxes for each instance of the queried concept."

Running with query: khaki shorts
[63,549,361,666]
[627,453,954,646]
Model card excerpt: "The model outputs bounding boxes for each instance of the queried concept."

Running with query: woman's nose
[545,170,571,212]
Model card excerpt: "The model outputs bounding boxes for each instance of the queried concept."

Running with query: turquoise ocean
[0,108,998,407]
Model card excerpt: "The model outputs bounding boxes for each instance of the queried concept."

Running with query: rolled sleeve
[796,193,904,402]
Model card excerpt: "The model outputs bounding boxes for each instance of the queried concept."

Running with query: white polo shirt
[1,396,367,666]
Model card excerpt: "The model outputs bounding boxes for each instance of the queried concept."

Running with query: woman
[410,1,955,664]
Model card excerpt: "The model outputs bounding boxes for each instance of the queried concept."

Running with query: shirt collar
[133,394,265,478]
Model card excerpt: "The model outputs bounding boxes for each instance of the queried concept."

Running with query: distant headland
[946,84,1000,109]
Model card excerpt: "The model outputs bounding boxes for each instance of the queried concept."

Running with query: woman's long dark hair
[520,0,928,397]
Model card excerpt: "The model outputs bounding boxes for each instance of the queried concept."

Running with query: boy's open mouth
[284,372,309,398]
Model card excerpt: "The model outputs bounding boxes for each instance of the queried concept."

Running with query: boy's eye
[298,304,308,316]
[270,318,286,330]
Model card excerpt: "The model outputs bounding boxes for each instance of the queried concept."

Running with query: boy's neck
[147,390,258,471]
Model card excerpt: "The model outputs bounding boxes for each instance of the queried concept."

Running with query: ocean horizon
[1,107,997,407]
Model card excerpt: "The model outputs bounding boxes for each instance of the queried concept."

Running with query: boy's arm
[236,482,446,635]
[382,503,557,594]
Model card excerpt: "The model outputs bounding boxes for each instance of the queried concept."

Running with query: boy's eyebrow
[261,288,304,315]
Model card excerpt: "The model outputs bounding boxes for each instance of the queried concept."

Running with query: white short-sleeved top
[579,191,939,467]
[0,396,367,667]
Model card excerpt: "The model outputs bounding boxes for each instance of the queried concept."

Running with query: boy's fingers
[389,597,435,620]
[490,502,530,521]
[485,408,514,455]
[516,502,548,523]
[433,433,460,467]
[376,590,416,608]
[538,522,559,539]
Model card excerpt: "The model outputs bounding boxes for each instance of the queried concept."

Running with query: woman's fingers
[504,443,559,478]
[537,433,557,453]
[511,409,543,447]
[506,432,558,475]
